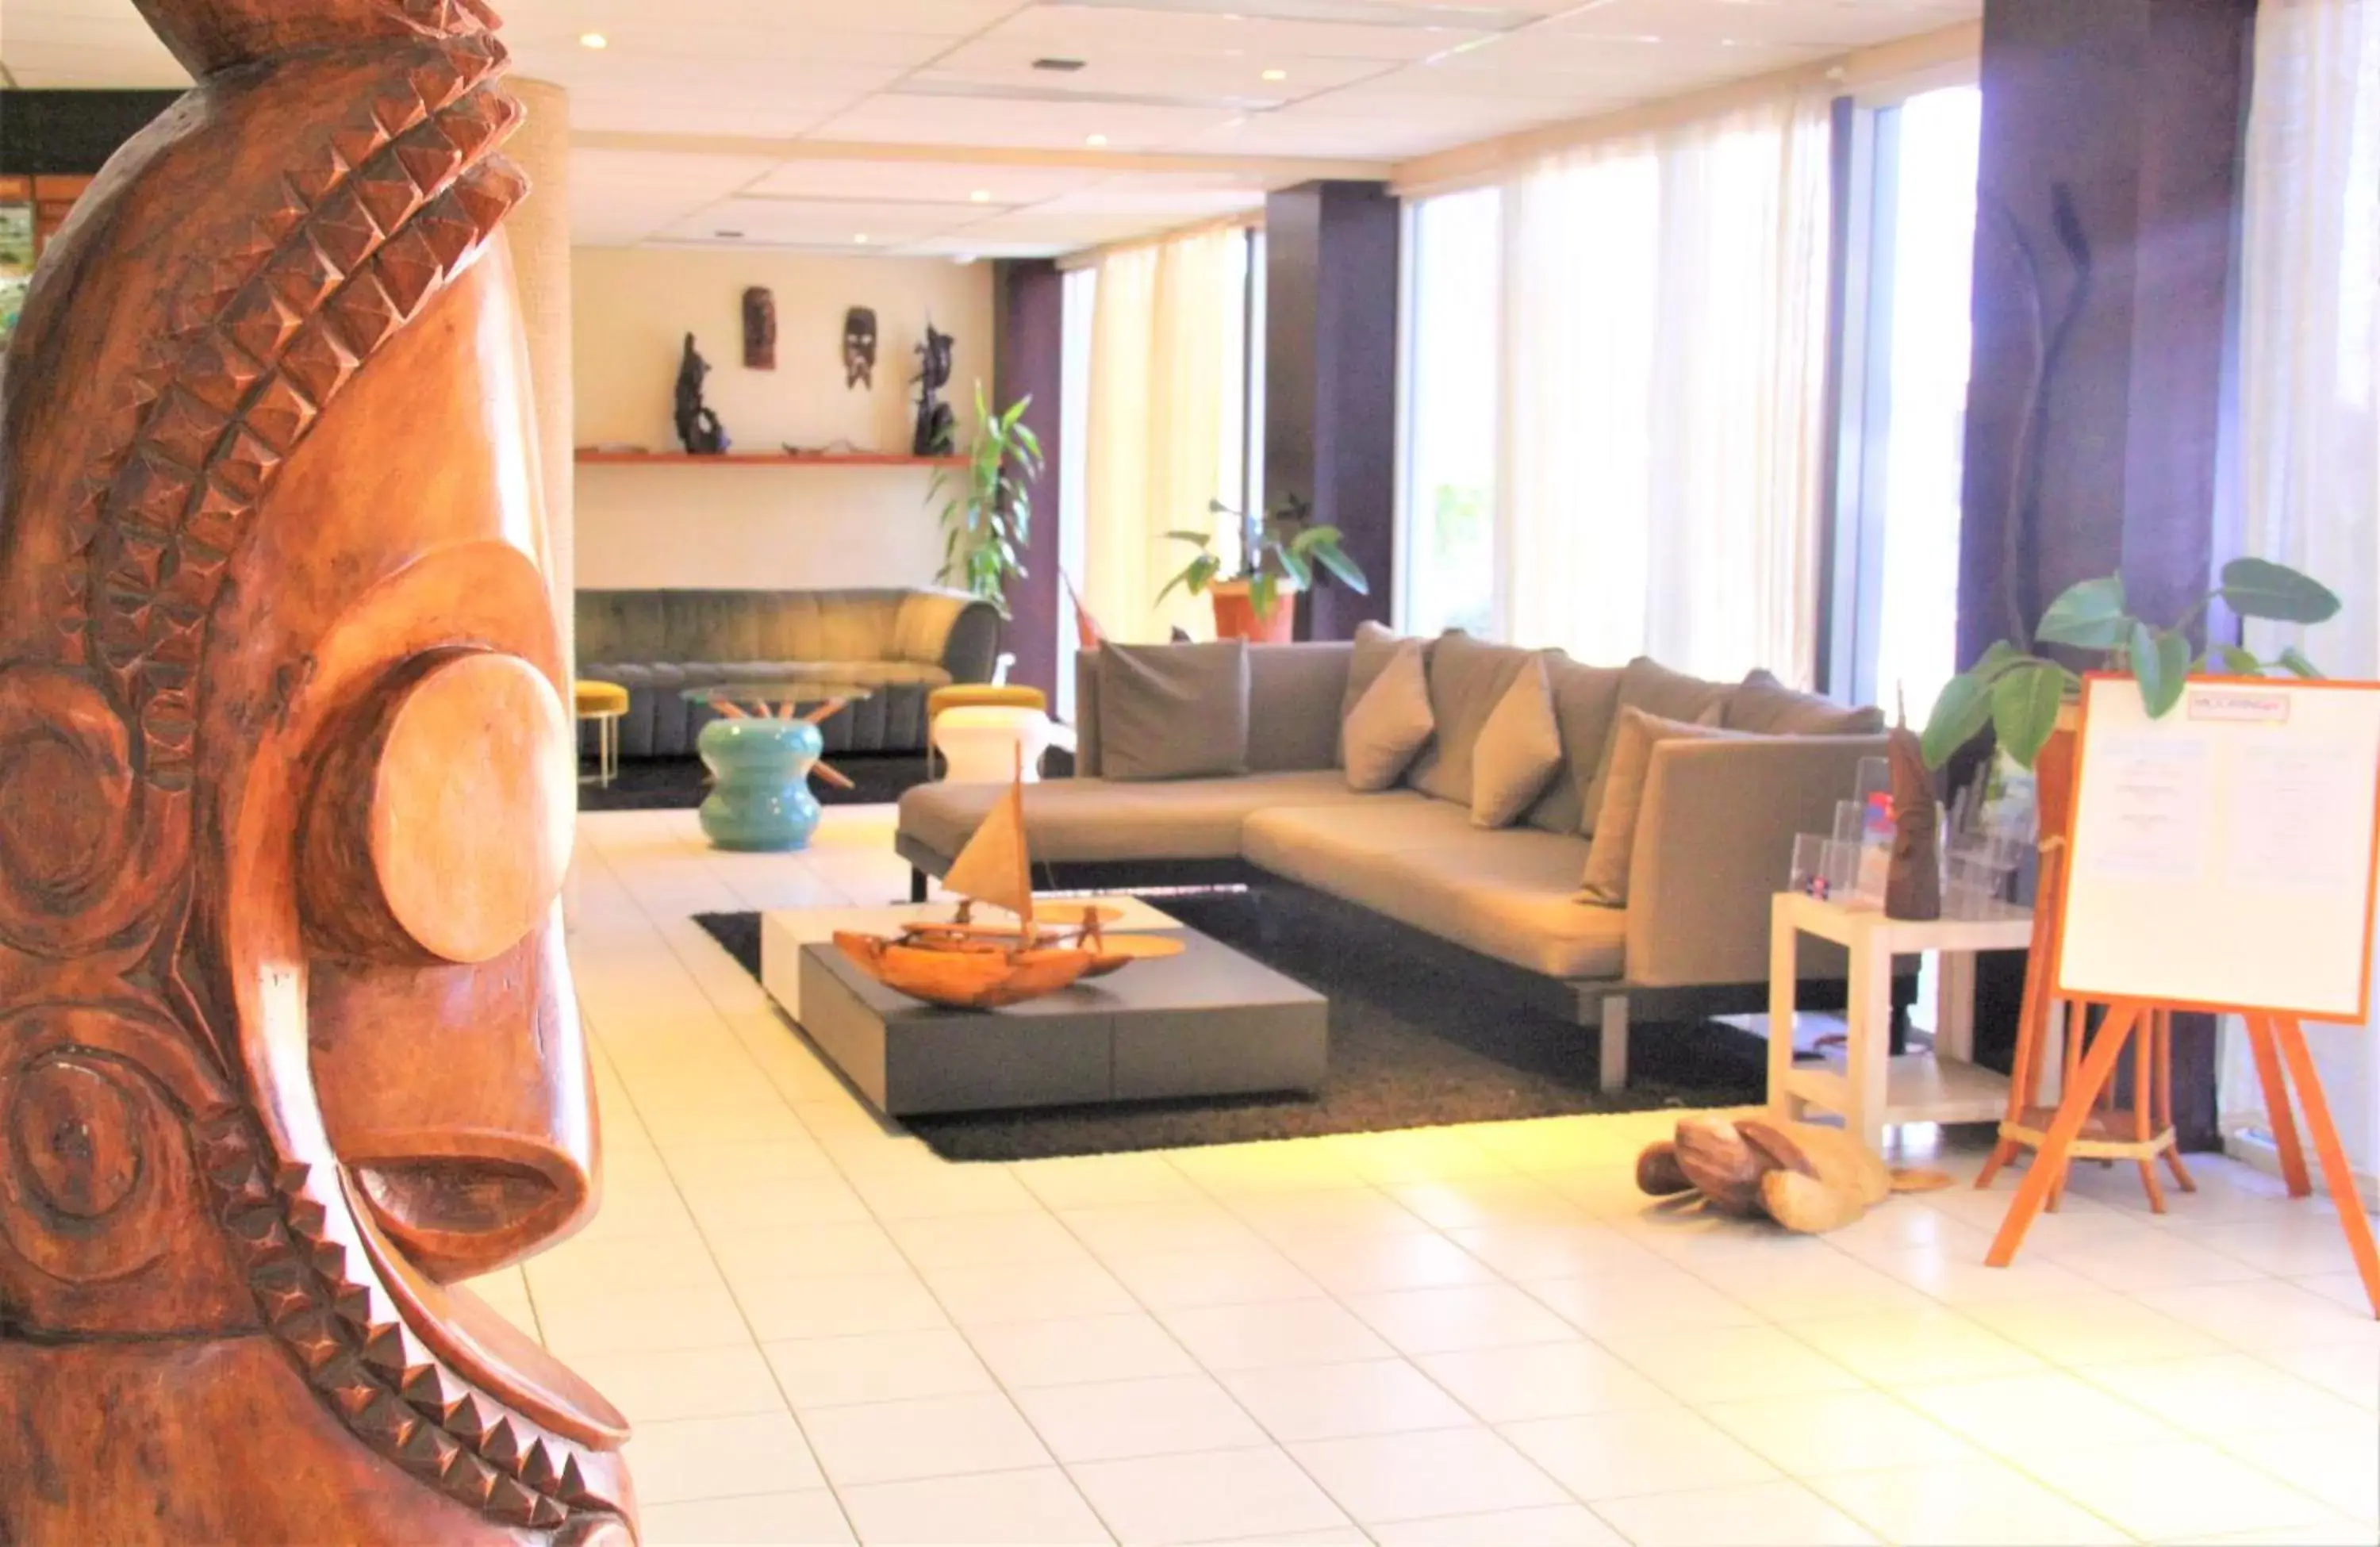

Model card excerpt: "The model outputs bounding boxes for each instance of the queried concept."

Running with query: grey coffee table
[791,927,1329,1117]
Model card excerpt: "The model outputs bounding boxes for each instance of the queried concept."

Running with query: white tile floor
[489,806,2380,1546]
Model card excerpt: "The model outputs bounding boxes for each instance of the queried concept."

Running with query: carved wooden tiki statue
[0,2,635,1541]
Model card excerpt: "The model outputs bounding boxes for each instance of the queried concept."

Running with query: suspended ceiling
[1,0,1976,256]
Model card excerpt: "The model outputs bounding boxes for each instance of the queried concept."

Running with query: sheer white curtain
[1499,87,1832,682]
[1081,228,1248,645]
[2228,0,2380,1182]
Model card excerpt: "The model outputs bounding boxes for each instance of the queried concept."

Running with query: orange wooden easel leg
[1989,1003,2141,1267]
[1979,870,2063,1192]
[2269,1017,2380,1320]
[2244,1014,2313,1198]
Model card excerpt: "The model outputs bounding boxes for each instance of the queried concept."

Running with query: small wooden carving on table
[911,320,956,455]
[743,286,776,370]
[1883,712,1942,921]
[0,2,636,1541]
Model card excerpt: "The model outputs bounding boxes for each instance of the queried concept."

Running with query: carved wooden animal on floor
[0,2,635,1541]
[1638,1115,1948,1233]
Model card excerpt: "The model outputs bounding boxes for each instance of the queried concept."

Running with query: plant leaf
[2209,643,2262,674]
[1311,543,1369,593]
[1276,546,1314,589]
[1250,572,1280,622]
[2129,622,2190,717]
[1990,661,2067,771]
[2035,575,2132,650]
[1921,670,1998,769]
[1165,530,1215,547]
[2278,647,2324,680]
[2221,558,2341,624]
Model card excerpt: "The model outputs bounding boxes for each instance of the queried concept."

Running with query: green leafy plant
[1157,493,1369,622]
[931,385,1042,616]
[1921,557,2343,770]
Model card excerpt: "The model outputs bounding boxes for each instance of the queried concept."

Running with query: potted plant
[1157,493,1368,643]
[1919,557,2343,773]
[931,385,1042,615]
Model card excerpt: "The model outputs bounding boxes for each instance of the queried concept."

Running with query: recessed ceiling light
[1033,57,1088,71]
[854,234,871,245]
[715,230,743,240]
[579,32,608,48]
[969,190,992,203]
[955,255,979,266]
[1086,133,1109,147]
[1261,67,1288,81]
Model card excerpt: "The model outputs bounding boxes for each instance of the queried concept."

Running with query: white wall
[572,246,994,592]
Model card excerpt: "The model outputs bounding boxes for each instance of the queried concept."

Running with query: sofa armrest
[939,597,1004,684]
[1624,734,1888,988]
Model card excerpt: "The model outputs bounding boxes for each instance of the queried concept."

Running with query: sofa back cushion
[1406,631,1536,806]
[1095,641,1252,781]
[1575,658,1737,830]
[1522,653,1627,835]
[578,589,947,666]
[1249,642,1354,771]
[1725,670,1888,735]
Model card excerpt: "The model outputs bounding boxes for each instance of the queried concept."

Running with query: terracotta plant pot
[1210,580,1298,643]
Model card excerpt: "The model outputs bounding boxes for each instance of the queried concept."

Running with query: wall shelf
[575,449,966,468]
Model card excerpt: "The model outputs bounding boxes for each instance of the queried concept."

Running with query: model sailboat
[834,753,1184,1009]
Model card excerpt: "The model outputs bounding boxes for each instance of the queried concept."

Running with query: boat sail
[834,751,1183,1009]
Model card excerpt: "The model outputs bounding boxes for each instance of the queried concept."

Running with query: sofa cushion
[1098,641,1251,781]
[1472,655,1564,827]
[1581,707,1745,905]
[1243,800,1626,981]
[1578,658,1737,831]
[1407,631,1534,808]
[1338,622,1412,766]
[1522,653,1627,836]
[1342,640,1434,792]
[1726,670,1888,736]
[1247,643,1353,773]
[900,772,1411,864]
[892,592,978,664]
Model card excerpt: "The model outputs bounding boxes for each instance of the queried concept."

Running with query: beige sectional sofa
[896,634,1886,1088]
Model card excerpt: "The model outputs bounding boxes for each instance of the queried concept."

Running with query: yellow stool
[927,685,1048,778]
[574,679,629,787]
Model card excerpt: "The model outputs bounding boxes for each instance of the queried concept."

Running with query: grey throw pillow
[1096,640,1251,781]
[1342,641,1434,792]
[1471,654,1564,827]
[1580,706,1744,905]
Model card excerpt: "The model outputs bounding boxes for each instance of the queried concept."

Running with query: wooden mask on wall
[0,2,636,1541]
[844,305,877,389]
[743,285,776,370]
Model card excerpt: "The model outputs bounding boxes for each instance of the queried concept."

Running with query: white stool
[934,704,1053,784]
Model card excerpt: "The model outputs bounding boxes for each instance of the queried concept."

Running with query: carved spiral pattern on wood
[0,1005,225,1287]
[0,665,166,955]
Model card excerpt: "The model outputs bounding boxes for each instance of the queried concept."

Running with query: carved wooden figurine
[0,2,635,1541]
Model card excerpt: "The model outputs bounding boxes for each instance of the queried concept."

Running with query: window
[1399,189,1501,637]
[1831,84,1984,720]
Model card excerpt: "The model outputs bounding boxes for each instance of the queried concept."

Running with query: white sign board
[2057,675,2380,1022]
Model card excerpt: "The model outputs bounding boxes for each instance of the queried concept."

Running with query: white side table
[1768,892,2045,1152]
[934,705,1054,784]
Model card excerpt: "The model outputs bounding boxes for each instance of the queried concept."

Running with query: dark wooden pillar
[1264,180,1400,642]
[1958,0,2255,1146]
[992,258,1065,700]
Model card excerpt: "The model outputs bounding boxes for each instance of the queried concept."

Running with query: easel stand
[1983,674,2380,1319]
[1986,1001,2380,1317]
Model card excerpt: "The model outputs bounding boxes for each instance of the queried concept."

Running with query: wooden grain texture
[0,2,637,1541]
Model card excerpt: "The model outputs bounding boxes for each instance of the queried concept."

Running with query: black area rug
[691,888,1764,1161]
[579,747,1078,812]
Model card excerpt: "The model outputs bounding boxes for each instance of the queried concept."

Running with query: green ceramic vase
[696,717,823,851]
